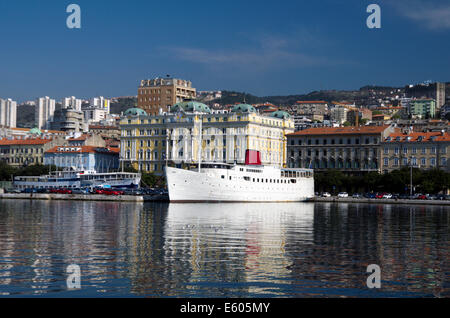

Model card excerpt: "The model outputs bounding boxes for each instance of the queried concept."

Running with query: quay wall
[0,193,150,202]
[312,197,450,206]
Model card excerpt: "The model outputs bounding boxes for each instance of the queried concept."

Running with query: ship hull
[165,166,314,202]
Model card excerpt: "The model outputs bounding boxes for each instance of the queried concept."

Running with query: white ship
[13,169,141,190]
[165,150,314,202]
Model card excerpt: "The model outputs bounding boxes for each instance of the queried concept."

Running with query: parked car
[364,193,376,199]
[71,188,89,194]
[6,188,21,193]
[338,192,348,198]
[21,188,37,193]
[352,193,362,198]
[102,189,122,196]
[57,188,72,194]
[375,193,384,199]
[321,192,331,197]
[435,194,449,201]
[417,194,427,200]
[382,193,393,199]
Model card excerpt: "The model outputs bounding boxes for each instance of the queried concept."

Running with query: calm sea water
[0,200,448,297]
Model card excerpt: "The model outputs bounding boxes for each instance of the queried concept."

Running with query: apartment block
[409,99,436,119]
[0,137,63,167]
[35,97,56,130]
[0,98,17,128]
[381,131,449,173]
[62,96,82,111]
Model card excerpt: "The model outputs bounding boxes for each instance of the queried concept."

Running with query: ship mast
[198,114,202,172]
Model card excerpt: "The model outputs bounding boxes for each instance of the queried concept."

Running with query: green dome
[124,107,147,116]
[171,101,211,114]
[29,127,42,135]
[270,110,291,119]
[231,104,257,113]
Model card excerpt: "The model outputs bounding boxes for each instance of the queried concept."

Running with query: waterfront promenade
[1,192,449,205]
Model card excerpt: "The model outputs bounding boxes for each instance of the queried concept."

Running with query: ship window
[291,179,296,183]
[244,176,250,181]
[229,176,232,180]
[221,175,225,179]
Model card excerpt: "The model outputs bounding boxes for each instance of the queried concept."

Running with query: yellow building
[119,102,294,175]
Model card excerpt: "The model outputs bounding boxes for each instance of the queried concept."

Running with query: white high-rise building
[83,96,111,123]
[62,96,82,111]
[0,98,17,128]
[89,96,110,114]
[35,96,56,130]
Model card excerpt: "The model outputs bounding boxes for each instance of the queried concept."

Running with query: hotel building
[138,77,196,115]
[119,102,294,175]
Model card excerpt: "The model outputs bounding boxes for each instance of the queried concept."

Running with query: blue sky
[0,0,449,102]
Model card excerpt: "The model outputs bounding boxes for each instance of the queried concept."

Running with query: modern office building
[287,125,395,174]
[381,130,449,173]
[0,98,17,128]
[119,102,294,175]
[35,97,56,130]
[138,77,196,115]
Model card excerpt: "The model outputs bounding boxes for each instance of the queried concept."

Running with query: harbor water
[0,200,448,297]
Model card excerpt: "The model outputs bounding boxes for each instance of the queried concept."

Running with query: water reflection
[0,200,448,297]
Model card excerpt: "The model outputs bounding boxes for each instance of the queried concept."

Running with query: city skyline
[0,0,449,102]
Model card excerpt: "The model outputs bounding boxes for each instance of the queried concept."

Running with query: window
[421,158,426,166]
[384,158,389,166]
[384,148,389,155]
[430,158,436,166]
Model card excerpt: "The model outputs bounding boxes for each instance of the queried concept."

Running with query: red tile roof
[288,125,391,136]
[0,138,53,145]
[384,131,450,142]
[296,101,327,104]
